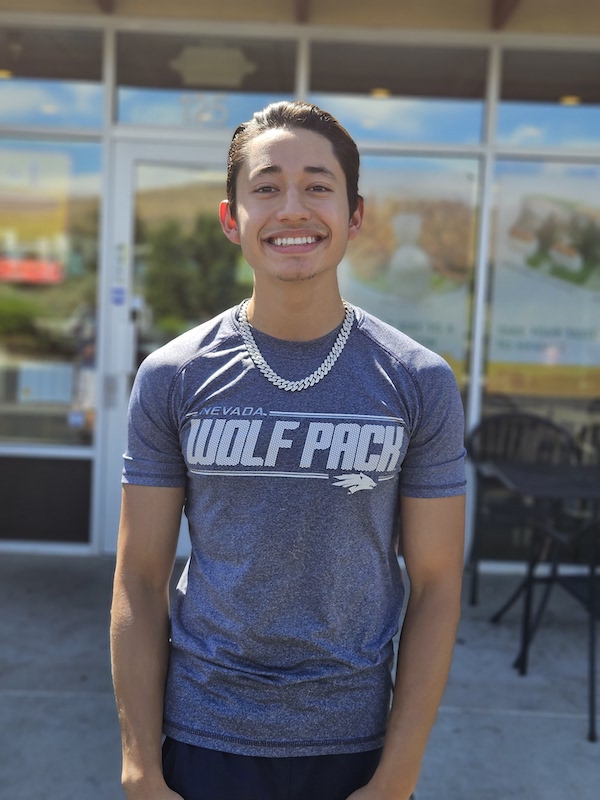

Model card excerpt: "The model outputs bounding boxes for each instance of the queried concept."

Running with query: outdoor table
[483,462,600,503]
[479,460,600,741]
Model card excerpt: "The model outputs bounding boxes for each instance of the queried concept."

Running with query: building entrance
[99,140,251,554]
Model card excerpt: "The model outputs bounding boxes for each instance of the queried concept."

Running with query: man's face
[220,127,362,287]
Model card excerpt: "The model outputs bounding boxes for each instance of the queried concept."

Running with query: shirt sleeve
[121,353,187,488]
[399,357,466,498]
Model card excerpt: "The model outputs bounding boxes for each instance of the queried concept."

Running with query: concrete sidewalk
[0,554,597,799]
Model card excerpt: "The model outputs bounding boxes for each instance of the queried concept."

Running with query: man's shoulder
[353,305,450,371]
[141,306,238,374]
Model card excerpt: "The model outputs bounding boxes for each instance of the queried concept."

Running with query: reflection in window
[310,43,486,144]
[0,141,101,445]
[0,28,103,128]
[484,159,600,426]
[497,50,600,150]
[119,90,294,130]
[341,155,479,389]
[117,33,296,128]
[133,164,252,366]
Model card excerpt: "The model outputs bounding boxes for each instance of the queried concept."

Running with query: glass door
[99,141,251,554]
[0,140,102,546]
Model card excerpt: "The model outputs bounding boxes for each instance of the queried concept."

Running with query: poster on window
[488,174,600,398]
[339,158,478,387]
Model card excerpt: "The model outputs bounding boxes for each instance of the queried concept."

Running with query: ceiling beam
[295,0,310,24]
[491,0,521,30]
[95,0,115,13]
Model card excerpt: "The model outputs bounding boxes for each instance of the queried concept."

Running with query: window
[497,49,600,150]
[484,158,600,422]
[0,28,103,128]
[342,154,480,391]
[132,162,251,365]
[310,43,487,144]
[0,140,101,445]
[117,33,296,129]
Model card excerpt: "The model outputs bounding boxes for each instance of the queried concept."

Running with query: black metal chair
[577,421,600,466]
[516,512,600,741]
[512,432,600,742]
[466,412,581,607]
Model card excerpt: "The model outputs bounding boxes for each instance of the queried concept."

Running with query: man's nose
[275,188,310,220]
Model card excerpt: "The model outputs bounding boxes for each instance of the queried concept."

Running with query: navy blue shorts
[162,736,382,800]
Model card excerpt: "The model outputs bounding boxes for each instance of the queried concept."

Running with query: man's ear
[348,195,364,241]
[219,200,240,244]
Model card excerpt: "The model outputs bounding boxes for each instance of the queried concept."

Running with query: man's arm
[110,484,186,800]
[348,494,465,800]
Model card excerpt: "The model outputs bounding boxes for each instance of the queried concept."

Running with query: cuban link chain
[238,299,354,392]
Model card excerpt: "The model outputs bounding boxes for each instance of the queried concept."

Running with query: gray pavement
[0,554,597,799]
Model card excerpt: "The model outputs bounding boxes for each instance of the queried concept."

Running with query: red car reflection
[0,257,64,284]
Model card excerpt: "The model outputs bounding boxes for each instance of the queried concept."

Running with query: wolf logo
[332,473,377,494]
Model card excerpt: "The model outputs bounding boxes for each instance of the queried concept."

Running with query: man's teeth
[271,236,318,246]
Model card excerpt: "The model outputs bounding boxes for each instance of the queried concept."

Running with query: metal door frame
[95,139,227,555]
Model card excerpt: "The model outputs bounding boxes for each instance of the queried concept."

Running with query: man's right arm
[110,483,185,800]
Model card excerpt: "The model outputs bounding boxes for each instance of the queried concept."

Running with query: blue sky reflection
[0,140,102,197]
[0,79,103,128]
[118,89,293,129]
[497,103,600,150]
[309,94,484,145]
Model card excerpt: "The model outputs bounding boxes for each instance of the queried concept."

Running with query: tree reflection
[138,212,251,353]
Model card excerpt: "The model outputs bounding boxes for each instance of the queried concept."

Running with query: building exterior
[0,0,599,559]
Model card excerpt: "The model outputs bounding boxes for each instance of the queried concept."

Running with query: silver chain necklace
[238,299,354,392]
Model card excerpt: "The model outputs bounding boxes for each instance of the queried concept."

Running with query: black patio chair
[516,512,600,741]
[577,421,600,466]
[468,416,600,741]
[513,429,600,741]
[466,412,581,607]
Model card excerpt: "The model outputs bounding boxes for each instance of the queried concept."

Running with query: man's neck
[246,282,346,342]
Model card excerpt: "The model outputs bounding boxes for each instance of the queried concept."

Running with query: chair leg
[513,537,547,675]
[529,577,554,639]
[588,565,597,743]
[514,571,534,675]
[468,515,482,607]
[491,537,556,627]
[469,556,479,607]
[468,482,488,607]
[517,549,559,659]
[490,574,529,624]
[588,612,597,743]
[512,577,555,673]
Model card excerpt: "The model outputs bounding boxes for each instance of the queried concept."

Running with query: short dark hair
[226,100,360,219]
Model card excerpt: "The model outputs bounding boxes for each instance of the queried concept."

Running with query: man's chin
[277,271,318,283]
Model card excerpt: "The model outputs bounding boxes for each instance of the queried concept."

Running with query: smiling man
[110,101,466,800]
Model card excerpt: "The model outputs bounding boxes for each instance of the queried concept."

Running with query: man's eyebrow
[249,164,337,180]
[304,165,337,179]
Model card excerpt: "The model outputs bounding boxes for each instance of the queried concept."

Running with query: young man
[110,101,466,800]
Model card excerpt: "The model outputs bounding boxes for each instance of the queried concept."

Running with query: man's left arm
[347,493,465,800]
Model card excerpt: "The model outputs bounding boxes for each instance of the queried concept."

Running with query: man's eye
[255,186,276,193]
[309,185,330,192]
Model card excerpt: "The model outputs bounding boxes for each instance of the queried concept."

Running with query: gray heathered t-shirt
[122,303,466,758]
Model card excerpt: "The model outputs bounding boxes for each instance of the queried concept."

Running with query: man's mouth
[267,235,322,247]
